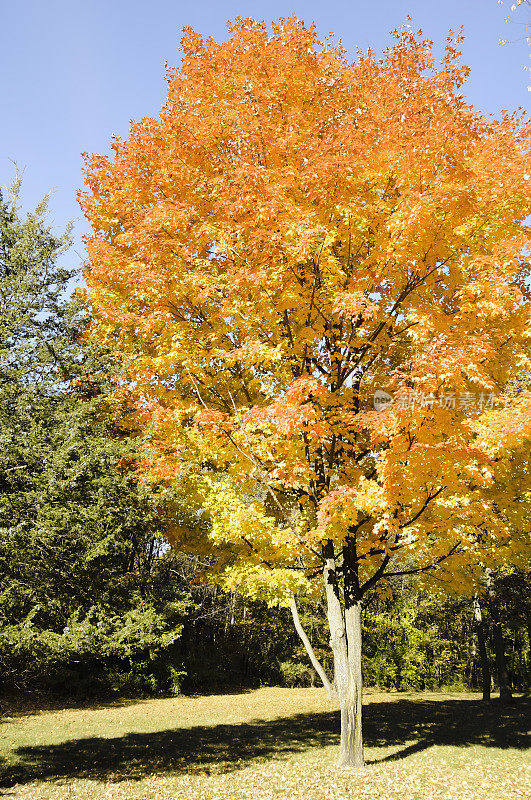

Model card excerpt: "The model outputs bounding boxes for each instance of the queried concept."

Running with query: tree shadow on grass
[1,697,528,788]
[364,696,529,764]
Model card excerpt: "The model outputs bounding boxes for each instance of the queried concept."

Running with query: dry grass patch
[0,688,528,799]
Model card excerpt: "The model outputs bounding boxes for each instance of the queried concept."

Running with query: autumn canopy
[80,17,531,767]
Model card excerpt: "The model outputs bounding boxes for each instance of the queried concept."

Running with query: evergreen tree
[0,184,188,696]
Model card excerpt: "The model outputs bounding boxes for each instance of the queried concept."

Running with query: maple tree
[80,17,531,767]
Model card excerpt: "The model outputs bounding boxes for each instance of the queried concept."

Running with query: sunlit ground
[0,687,528,799]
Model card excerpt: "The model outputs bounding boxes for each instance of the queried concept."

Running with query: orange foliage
[80,17,531,603]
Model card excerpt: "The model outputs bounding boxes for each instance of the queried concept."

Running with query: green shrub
[279,660,316,688]
[0,605,184,698]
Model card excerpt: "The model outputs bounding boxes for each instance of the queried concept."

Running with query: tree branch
[381,541,461,579]
[399,486,446,529]
[290,596,336,699]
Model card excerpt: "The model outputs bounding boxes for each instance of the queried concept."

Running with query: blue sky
[1,0,529,266]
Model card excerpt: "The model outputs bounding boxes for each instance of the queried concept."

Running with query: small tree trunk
[485,571,513,703]
[323,540,365,769]
[344,601,364,768]
[473,594,491,702]
[289,597,336,699]
[322,541,361,769]
[491,619,513,702]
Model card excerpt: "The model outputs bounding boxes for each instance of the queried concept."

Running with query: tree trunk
[289,597,336,699]
[344,601,364,768]
[485,570,513,703]
[323,540,365,769]
[473,594,491,702]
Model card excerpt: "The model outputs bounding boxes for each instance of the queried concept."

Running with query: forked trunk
[323,540,365,769]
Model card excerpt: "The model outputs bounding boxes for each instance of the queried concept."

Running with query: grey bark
[323,540,365,769]
[289,597,336,699]
[344,601,364,767]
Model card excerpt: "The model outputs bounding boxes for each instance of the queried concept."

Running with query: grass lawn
[0,688,528,799]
